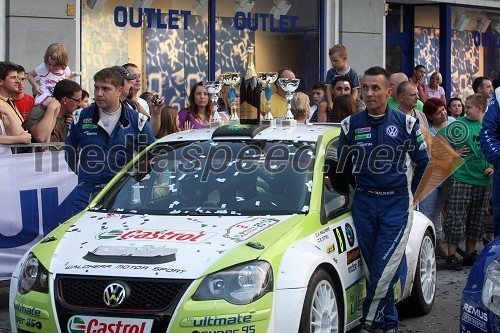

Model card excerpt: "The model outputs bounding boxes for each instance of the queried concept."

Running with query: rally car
[10,124,436,333]
[460,236,500,333]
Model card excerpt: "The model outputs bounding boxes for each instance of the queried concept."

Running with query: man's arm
[28,100,60,143]
[317,101,328,122]
[408,122,430,194]
[480,92,500,165]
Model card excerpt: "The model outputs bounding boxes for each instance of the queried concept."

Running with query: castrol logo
[67,316,153,333]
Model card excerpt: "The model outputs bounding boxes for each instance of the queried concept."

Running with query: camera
[151,95,163,106]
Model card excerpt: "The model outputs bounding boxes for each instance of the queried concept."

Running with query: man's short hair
[414,64,426,72]
[364,66,391,87]
[332,75,352,88]
[122,63,138,70]
[472,76,489,93]
[16,65,26,74]
[396,81,415,96]
[0,61,19,80]
[466,93,488,111]
[94,67,124,88]
[53,79,82,101]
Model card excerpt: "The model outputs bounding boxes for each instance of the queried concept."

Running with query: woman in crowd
[290,92,311,124]
[425,72,446,103]
[329,94,355,123]
[447,97,465,119]
[155,106,180,139]
[179,82,213,129]
[419,97,454,258]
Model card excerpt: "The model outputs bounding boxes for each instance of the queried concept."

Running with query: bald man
[260,67,296,118]
[387,72,424,111]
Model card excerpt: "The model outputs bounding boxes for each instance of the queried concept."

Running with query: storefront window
[451,7,500,99]
[81,0,320,110]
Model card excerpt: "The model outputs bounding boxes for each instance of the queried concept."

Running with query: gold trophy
[278,78,300,127]
[258,72,278,127]
[220,72,241,126]
[205,80,224,128]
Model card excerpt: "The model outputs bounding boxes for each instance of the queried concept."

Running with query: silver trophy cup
[205,80,224,128]
[220,73,241,125]
[278,78,300,127]
[258,72,278,127]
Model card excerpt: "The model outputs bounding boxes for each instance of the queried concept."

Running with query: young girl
[27,43,79,106]
[156,106,180,139]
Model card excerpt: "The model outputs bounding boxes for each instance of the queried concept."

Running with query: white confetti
[270,165,279,170]
[171,189,178,192]
[200,155,206,158]
[216,178,226,183]
[255,201,260,206]
[178,174,186,180]
[307,151,313,156]
[242,163,247,167]
[231,211,237,214]
[169,184,176,190]
[306,180,313,192]
[216,210,228,214]
[234,171,240,176]
[236,196,244,202]
[271,202,277,206]
[170,210,181,214]
[221,204,227,208]
[195,175,199,178]
[302,206,309,212]
[210,142,219,146]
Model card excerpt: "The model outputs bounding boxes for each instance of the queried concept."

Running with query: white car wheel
[402,230,436,315]
[299,269,343,333]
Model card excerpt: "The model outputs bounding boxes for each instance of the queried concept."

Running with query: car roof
[157,123,341,144]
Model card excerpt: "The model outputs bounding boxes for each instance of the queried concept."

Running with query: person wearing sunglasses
[27,79,82,146]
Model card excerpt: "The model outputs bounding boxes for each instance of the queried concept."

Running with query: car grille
[56,275,190,312]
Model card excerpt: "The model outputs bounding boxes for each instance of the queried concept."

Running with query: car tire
[402,229,436,315]
[299,268,344,333]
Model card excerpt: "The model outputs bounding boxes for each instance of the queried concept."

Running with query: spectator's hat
[111,66,137,80]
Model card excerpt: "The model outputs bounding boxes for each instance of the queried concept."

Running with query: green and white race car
[10,124,436,333]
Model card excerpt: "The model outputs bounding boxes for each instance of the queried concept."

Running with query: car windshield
[94,140,315,215]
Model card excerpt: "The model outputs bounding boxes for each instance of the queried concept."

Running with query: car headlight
[482,259,500,317]
[18,253,49,295]
[192,261,273,305]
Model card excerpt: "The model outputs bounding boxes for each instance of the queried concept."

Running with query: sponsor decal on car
[347,247,361,265]
[345,223,355,247]
[13,301,48,318]
[67,316,153,333]
[96,229,215,243]
[326,243,335,254]
[462,303,488,332]
[333,227,346,254]
[223,217,280,242]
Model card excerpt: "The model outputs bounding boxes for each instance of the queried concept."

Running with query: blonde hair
[44,43,69,69]
[466,93,488,111]
[291,92,310,121]
[431,72,442,85]
[328,44,348,57]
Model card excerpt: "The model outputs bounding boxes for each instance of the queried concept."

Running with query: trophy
[205,80,224,128]
[258,72,278,127]
[220,72,241,126]
[278,78,300,127]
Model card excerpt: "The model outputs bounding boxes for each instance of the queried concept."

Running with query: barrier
[0,144,77,280]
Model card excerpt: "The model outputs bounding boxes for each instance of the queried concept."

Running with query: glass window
[81,1,321,110]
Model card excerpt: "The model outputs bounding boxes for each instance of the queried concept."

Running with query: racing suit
[480,87,500,236]
[337,107,429,329]
[65,102,155,215]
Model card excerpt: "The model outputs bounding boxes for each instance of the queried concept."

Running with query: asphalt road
[0,256,471,333]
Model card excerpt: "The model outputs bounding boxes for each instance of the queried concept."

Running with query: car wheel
[404,229,436,315]
[299,269,343,333]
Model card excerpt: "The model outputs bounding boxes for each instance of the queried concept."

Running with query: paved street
[0,257,472,333]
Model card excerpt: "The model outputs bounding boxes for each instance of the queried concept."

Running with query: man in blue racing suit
[480,86,500,237]
[65,67,155,215]
[337,66,429,333]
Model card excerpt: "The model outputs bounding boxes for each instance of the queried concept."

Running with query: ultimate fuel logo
[96,229,216,243]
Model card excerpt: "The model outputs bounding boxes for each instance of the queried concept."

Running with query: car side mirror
[323,186,349,221]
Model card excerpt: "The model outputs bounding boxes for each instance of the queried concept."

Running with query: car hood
[50,212,295,280]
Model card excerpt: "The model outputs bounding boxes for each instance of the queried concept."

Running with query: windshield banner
[0,151,77,280]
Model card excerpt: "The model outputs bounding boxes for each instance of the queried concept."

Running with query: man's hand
[47,99,61,115]
[484,167,494,179]
[19,131,32,144]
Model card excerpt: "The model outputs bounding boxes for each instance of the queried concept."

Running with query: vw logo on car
[103,282,127,307]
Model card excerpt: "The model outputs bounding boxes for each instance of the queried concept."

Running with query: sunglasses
[66,96,82,103]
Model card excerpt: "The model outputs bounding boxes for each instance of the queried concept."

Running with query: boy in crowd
[439,94,493,270]
[325,44,360,112]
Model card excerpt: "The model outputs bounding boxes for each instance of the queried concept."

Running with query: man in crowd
[337,66,429,333]
[65,67,155,215]
[409,65,427,103]
[27,79,82,145]
[0,62,24,130]
[260,67,295,118]
[13,65,34,121]
[387,72,424,111]
[123,63,150,115]
[396,81,429,129]
[473,76,494,101]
